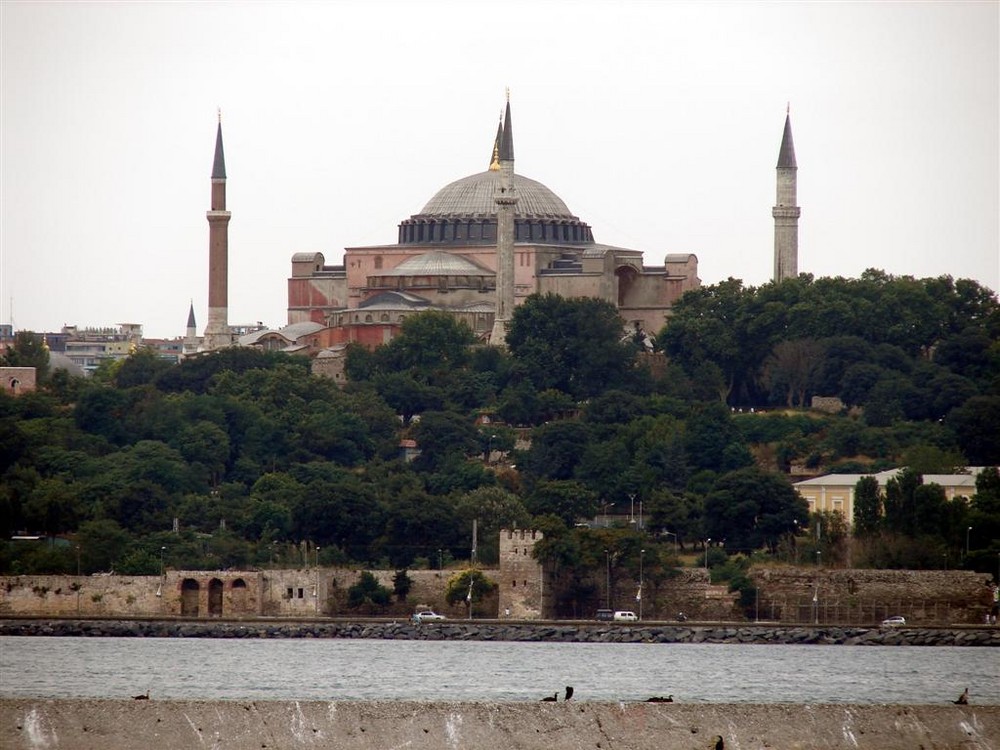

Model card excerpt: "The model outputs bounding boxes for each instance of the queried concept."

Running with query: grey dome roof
[385,251,493,277]
[419,171,575,218]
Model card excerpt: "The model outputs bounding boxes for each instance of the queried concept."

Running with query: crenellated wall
[0,568,499,620]
[2,565,994,625]
[749,566,997,625]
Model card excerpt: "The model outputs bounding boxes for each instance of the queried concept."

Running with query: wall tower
[498,528,546,619]
[772,108,800,283]
[204,114,233,349]
[490,94,518,346]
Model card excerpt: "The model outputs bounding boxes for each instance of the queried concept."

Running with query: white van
[613,610,637,622]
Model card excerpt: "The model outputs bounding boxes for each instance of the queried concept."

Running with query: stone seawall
[2,699,997,750]
[3,618,998,646]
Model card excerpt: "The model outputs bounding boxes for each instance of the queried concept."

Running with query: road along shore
[2,618,999,646]
[2,698,998,750]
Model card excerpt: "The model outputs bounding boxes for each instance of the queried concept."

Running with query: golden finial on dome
[489,143,500,171]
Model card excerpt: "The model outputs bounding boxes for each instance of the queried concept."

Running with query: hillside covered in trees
[2,271,998,611]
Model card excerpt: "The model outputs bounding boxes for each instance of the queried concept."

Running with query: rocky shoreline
[2,618,998,646]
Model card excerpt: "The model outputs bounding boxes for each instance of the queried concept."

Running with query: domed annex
[286,97,702,353]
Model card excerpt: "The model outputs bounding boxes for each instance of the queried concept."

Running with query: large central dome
[420,170,575,218]
[398,170,594,246]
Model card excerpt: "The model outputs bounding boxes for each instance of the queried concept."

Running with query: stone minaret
[772,108,800,283]
[183,301,199,357]
[204,115,232,349]
[490,96,518,346]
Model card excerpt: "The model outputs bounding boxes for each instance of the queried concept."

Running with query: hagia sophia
[192,97,800,372]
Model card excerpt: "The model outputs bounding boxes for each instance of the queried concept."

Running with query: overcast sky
[2,1,997,339]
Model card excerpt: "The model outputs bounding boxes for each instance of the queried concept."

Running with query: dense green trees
[659,272,999,420]
[2,270,997,584]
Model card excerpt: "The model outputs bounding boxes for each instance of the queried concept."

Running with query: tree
[684,402,752,473]
[115,347,172,388]
[883,468,922,536]
[506,293,637,399]
[444,568,497,613]
[948,396,1000,465]
[764,339,823,407]
[703,467,808,553]
[411,410,479,471]
[347,571,392,610]
[454,486,530,564]
[392,569,412,602]
[1,331,50,381]
[520,420,592,481]
[658,279,758,404]
[376,310,476,380]
[526,480,598,526]
[373,372,442,426]
[853,476,881,536]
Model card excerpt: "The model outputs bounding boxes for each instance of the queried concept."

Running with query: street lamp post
[966,526,973,561]
[663,531,677,555]
[604,549,611,609]
[638,549,645,621]
[704,539,711,570]
[816,550,822,567]
[156,546,165,601]
[628,494,636,526]
[603,502,615,528]
[487,434,496,464]
[638,500,643,531]
[315,547,322,614]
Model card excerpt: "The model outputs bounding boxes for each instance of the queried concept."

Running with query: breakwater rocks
[2,618,998,646]
[3,698,999,750]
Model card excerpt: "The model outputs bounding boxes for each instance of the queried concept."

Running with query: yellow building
[793,468,988,528]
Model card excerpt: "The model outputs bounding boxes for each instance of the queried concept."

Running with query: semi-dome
[399,170,594,246]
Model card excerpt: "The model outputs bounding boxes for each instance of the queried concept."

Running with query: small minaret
[204,112,232,349]
[772,107,800,283]
[183,300,199,356]
[490,93,518,347]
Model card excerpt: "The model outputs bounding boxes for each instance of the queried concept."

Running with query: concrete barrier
[2,699,997,750]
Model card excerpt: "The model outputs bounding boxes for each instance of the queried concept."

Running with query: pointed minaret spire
[777,109,797,169]
[773,107,800,283]
[212,110,227,180]
[491,90,518,347]
[499,96,514,162]
[489,114,503,171]
[183,300,199,357]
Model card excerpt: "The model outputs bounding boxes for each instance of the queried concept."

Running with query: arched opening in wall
[181,578,200,617]
[615,265,639,308]
[231,578,248,612]
[208,578,224,617]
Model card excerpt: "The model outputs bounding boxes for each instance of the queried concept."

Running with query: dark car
[595,609,614,621]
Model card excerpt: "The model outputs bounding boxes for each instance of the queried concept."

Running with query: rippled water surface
[1,637,997,704]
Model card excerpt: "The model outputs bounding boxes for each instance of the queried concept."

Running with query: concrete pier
[2,699,997,750]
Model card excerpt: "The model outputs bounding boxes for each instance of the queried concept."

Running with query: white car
[881,616,906,627]
[613,610,638,622]
[412,610,446,623]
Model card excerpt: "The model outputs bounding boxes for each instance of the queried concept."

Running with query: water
[1,637,997,704]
